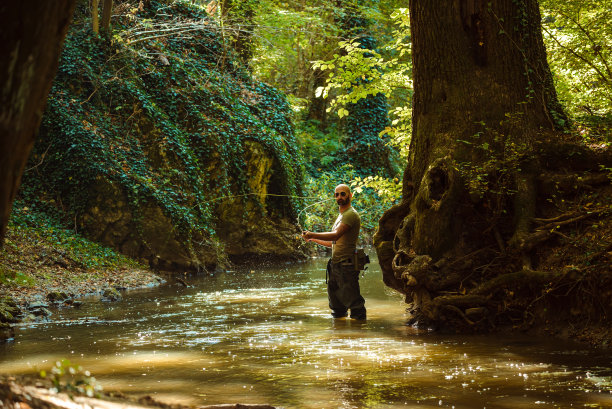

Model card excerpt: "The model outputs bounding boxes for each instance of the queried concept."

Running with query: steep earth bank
[16,0,306,274]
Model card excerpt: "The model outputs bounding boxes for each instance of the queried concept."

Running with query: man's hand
[302,231,313,241]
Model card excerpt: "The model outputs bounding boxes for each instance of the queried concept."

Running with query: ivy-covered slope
[19,1,305,271]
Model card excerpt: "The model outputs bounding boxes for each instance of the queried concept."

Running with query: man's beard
[336,198,349,206]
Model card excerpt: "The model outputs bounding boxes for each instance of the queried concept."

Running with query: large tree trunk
[0,1,76,244]
[405,0,565,257]
[374,0,610,333]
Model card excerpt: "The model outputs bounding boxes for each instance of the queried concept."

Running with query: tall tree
[221,0,255,66]
[0,1,76,245]
[92,0,100,35]
[374,0,611,330]
[101,0,113,33]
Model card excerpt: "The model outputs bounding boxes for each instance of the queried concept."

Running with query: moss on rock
[17,1,306,271]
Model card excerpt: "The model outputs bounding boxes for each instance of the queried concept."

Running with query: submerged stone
[102,288,122,302]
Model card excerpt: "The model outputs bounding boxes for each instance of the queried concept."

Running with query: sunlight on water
[1,255,611,408]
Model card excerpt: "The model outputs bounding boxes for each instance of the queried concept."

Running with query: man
[302,184,366,320]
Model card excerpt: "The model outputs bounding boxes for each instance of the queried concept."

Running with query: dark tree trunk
[0,1,76,245]
[373,0,612,332]
[403,0,566,257]
[101,0,113,33]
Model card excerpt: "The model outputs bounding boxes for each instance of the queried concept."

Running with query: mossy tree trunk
[92,0,100,35]
[220,0,255,67]
[0,1,76,245]
[374,0,610,331]
[405,0,565,255]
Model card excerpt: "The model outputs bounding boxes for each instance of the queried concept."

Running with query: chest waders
[326,250,369,320]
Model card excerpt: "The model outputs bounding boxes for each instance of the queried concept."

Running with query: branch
[541,24,610,86]
[535,210,603,231]
[555,9,612,80]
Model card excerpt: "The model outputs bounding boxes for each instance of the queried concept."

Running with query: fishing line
[191,192,338,244]
[202,192,329,204]
[295,197,336,233]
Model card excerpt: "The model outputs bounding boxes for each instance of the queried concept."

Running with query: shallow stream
[1,256,611,408]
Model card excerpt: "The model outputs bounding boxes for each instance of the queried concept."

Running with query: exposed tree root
[518,208,606,251]
[375,149,612,343]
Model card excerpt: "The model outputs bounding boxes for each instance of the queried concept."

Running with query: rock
[72,300,84,308]
[27,302,50,310]
[102,288,122,302]
[24,314,37,322]
[31,307,52,317]
[47,291,70,303]
[79,178,219,273]
[0,323,14,341]
[0,297,21,323]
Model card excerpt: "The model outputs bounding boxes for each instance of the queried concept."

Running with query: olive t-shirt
[331,206,360,263]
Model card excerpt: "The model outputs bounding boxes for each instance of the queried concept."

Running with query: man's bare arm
[307,238,333,248]
[302,223,351,242]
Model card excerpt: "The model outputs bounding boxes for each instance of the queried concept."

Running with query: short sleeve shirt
[331,206,360,263]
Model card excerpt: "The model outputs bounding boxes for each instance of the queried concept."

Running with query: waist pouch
[336,249,370,273]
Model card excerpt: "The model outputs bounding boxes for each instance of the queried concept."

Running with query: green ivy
[18,0,305,255]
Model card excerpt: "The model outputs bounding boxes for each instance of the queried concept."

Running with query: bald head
[335,184,351,194]
[334,184,352,207]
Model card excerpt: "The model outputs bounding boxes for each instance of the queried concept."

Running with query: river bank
[0,375,277,409]
[0,225,164,337]
[2,257,611,408]
[1,219,611,351]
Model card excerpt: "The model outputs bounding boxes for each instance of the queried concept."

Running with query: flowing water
[1,256,611,408]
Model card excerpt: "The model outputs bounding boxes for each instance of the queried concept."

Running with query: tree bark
[92,0,100,35]
[0,1,76,245]
[101,0,113,33]
[374,0,576,330]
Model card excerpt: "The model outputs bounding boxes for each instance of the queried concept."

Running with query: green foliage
[39,359,102,398]
[312,8,410,173]
[219,0,258,64]
[8,199,144,271]
[0,268,35,287]
[540,0,612,120]
[351,175,401,204]
[301,165,400,242]
[454,115,533,218]
[250,0,340,96]
[296,121,344,173]
[20,0,304,252]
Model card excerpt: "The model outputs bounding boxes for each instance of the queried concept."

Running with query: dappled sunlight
[2,257,611,408]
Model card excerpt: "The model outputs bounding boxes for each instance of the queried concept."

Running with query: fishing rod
[296,197,336,233]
